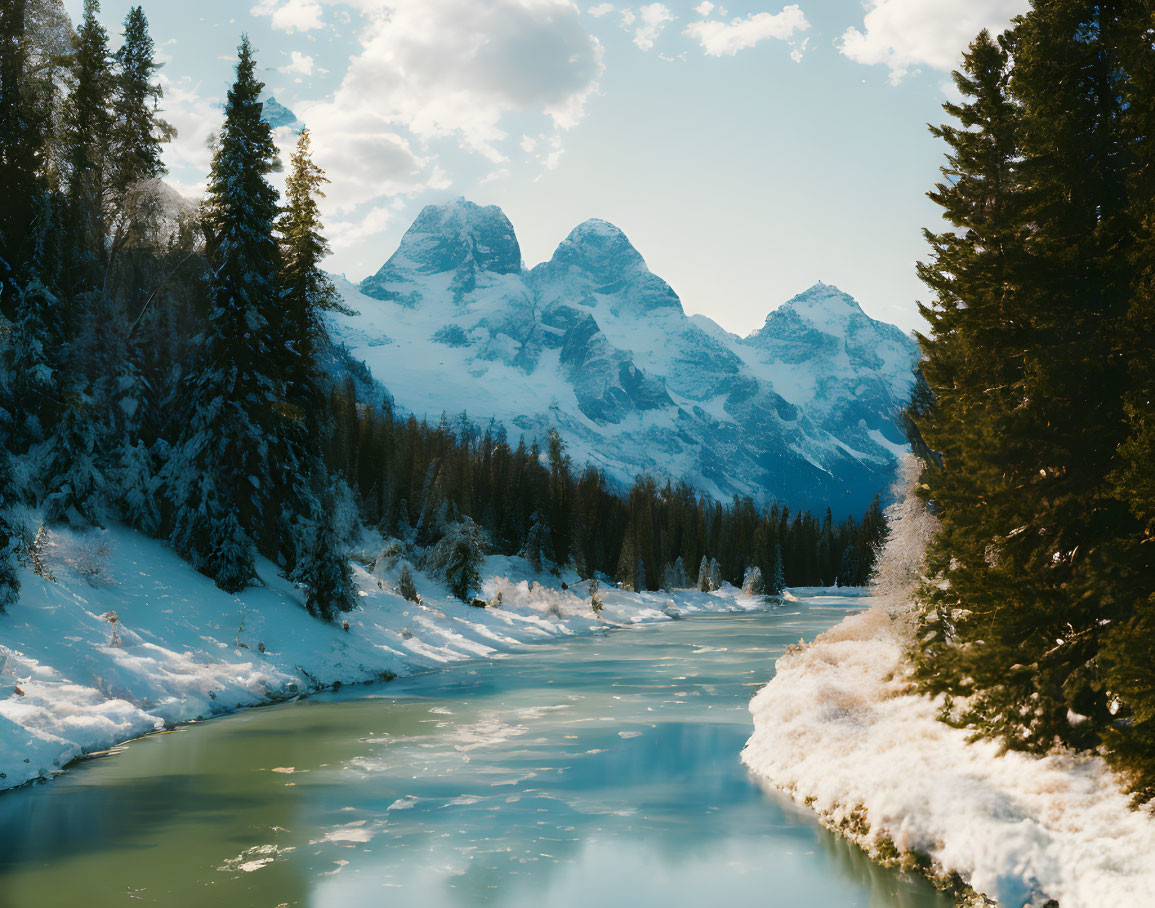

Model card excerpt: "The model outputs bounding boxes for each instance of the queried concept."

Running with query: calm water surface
[0,590,952,908]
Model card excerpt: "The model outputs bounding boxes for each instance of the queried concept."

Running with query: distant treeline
[323,379,887,592]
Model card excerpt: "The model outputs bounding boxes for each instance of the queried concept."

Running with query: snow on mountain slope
[326,199,919,515]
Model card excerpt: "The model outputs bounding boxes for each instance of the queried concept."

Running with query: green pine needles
[912,3,1155,803]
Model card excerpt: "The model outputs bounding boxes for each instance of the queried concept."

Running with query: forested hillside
[0,1,887,627]
[911,3,1155,800]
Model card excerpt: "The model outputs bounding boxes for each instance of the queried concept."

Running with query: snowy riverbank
[740,463,1155,908]
[0,523,763,794]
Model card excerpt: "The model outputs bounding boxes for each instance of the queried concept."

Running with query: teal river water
[0,590,952,908]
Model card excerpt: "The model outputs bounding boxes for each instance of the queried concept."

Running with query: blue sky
[66,0,1028,334]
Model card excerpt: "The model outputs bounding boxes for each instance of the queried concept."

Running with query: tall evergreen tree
[913,3,1155,796]
[278,127,342,398]
[111,7,166,200]
[165,36,282,592]
[910,29,1029,723]
[274,126,359,617]
[62,0,115,288]
[769,543,785,595]
[0,0,40,304]
[968,0,1132,747]
[1100,0,1155,802]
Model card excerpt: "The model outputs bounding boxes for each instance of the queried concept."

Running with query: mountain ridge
[327,198,918,516]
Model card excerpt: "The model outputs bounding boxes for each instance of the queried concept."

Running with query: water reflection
[0,597,953,908]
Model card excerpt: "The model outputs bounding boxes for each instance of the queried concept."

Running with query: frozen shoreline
[0,523,763,794]
[740,464,1155,908]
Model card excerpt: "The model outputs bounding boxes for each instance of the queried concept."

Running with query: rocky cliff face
[327,198,919,515]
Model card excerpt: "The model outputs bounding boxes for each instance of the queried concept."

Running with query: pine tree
[0,418,19,610]
[913,5,1154,785]
[62,0,115,287]
[275,127,330,573]
[616,533,638,592]
[278,128,345,406]
[398,562,419,603]
[297,491,355,621]
[817,507,834,586]
[426,518,484,601]
[708,557,722,592]
[42,391,107,526]
[111,7,166,200]
[1099,1,1155,802]
[0,0,40,303]
[4,276,59,447]
[117,438,160,534]
[105,4,171,272]
[166,36,282,592]
[770,543,785,595]
[520,510,555,572]
[909,27,1034,729]
[742,565,764,596]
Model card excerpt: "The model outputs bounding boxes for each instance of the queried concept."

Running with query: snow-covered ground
[741,460,1155,907]
[0,523,763,794]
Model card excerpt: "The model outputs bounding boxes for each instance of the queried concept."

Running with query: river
[0,589,951,907]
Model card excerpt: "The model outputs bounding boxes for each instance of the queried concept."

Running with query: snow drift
[740,457,1155,907]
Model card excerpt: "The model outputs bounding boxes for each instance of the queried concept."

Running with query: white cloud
[588,2,615,16]
[683,5,809,57]
[250,0,325,32]
[156,73,221,199]
[693,1,713,16]
[279,50,316,75]
[789,35,810,63]
[258,0,603,240]
[631,3,674,51]
[315,0,602,161]
[838,0,1029,84]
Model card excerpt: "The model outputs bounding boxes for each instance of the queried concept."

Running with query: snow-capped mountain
[326,199,918,515]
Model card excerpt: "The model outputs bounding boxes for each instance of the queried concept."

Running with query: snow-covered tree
[110,7,168,202]
[425,517,484,601]
[398,562,419,602]
[0,446,19,611]
[520,509,555,572]
[616,533,640,591]
[742,565,764,596]
[42,392,107,526]
[116,438,160,534]
[697,554,710,592]
[769,543,785,595]
[295,492,355,621]
[165,37,282,591]
[662,556,687,591]
[62,0,114,283]
[4,277,59,447]
[708,557,722,592]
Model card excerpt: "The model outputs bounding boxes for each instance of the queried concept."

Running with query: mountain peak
[549,218,647,282]
[782,282,864,318]
[360,199,522,297]
[261,95,302,130]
